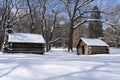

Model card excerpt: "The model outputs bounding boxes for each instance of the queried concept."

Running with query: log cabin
[77,38,109,55]
[3,33,45,54]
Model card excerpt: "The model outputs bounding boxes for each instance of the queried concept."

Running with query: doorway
[82,46,85,55]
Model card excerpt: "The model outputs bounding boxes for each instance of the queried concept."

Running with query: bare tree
[60,0,120,52]
[0,0,19,49]
[26,0,35,33]
[104,5,120,48]
[60,0,94,52]
[0,0,30,50]
[37,0,64,51]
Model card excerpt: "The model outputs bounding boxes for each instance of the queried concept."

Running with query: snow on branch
[74,10,106,21]
[73,19,117,29]
[50,37,68,43]
[76,0,94,10]
[60,0,67,4]
[1,13,30,27]
[49,37,61,43]
[50,26,54,33]
[108,8,120,14]
[12,13,30,25]
[9,6,19,23]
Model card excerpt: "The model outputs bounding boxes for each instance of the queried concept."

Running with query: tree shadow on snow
[43,62,120,80]
[0,55,44,78]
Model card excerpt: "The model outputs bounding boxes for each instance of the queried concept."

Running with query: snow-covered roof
[81,38,109,46]
[8,33,45,43]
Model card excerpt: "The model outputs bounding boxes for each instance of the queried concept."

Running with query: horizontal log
[7,50,44,54]
[8,43,45,48]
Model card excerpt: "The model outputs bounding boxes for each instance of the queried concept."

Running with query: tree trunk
[0,32,4,50]
[68,22,73,52]
[46,42,49,52]
[30,24,35,33]
[27,0,35,33]
[46,42,51,52]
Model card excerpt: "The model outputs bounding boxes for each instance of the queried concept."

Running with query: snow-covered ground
[0,48,120,80]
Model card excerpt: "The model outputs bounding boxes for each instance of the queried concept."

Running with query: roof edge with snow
[78,37,109,47]
[8,33,45,43]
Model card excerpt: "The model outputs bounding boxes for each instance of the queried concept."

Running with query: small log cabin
[77,38,109,55]
[4,33,45,54]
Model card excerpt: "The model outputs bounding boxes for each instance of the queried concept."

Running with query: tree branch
[9,6,19,23]
[73,19,117,29]
[60,0,71,19]
[76,0,94,10]
[74,10,106,21]
[72,0,79,19]
[1,13,30,27]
